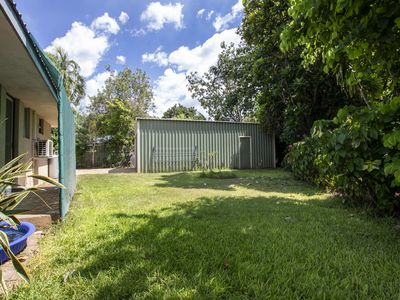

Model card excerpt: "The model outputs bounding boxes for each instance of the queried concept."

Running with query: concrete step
[16,214,52,229]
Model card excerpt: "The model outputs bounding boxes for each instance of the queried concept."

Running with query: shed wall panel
[137,119,275,173]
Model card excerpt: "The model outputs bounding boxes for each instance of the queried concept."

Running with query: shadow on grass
[77,195,400,299]
[154,170,322,196]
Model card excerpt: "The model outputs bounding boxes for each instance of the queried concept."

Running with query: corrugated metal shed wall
[136,118,275,173]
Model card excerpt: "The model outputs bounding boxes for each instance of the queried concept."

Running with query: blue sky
[15,0,243,116]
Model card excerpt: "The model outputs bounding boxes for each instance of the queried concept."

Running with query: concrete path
[77,168,136,175]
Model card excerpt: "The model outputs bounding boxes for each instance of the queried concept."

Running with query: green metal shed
[136,118,276,173]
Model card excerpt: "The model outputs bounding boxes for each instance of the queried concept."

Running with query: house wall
[16,101,52,186]
[137,119,276,173]
[17,101,52,162]
[0,84,53,186]
[0,84,6,166]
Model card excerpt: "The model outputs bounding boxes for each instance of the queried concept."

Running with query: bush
[285,97,400,214]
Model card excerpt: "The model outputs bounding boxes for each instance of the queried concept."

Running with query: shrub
[285,97,400,214]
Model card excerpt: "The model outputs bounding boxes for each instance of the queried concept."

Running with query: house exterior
[0,0,76,218]
[136,118,276,173]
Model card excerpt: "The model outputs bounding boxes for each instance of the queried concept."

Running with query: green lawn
[10,170,400,299]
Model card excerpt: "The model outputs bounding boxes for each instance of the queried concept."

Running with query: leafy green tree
[280,0,400,100]
[162,104,205,120]
[89,67,154,166]
[187,43,257,122]
[46,47,85,106]
[281,0,400,214]
[241,0,356,145]
[91,67,154,116]
[99,99,136,165]
[75,112,99,167]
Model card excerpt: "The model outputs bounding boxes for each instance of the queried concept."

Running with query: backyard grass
[9,169,400,299]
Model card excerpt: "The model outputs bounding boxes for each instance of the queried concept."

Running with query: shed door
[239,136,251,169]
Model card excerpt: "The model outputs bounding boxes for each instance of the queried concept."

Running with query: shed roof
[136,117,261,125]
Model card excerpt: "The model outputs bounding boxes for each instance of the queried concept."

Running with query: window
[24,108,30,139]
[38,118,44,135]
[5,97,14,162]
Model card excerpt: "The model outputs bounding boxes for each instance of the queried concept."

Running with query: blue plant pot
[0,222,36,263]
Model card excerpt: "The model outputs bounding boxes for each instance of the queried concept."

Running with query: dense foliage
[239,0,358,146]
[286,98,400,214]
[280,0,400,213]
[281,0,400,99]
[162,104,205,120]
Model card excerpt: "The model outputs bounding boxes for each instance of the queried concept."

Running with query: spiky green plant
[0,153,64,293]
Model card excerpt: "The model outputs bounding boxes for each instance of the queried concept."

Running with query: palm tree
[47,47,85,107]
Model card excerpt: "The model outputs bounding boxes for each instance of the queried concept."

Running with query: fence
[77,144,134,168]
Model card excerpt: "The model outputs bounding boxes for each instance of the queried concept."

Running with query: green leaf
[0,231,30,284]
[0,212,18,226]
[395,17,400,28]
[337,133,346,144]
[29,175,65,189]
[0,267,6,295]
[369,128,378,139]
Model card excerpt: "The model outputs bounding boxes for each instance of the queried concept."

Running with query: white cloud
[140,2,184,31]
[79,71,111,110]
[197,9,214,22]
[213,0,243,32]
[129,28,146,37]
[143,28,240,74]
[206,10,214,21]
[45,21,109,77]
[197,9,205,18]
[116,55,126,65]
[168,28,241,74]
[149,28,241,116]
[142,47,168,66]
[118,11,129,24]
[91,12,120,35]
[153,68,192,116]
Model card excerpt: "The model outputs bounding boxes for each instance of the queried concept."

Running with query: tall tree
[91,67,154,116]
[75,112,99,167]
[46,47,85,106]
[89,67,154,165]
[241,0,357,145]
[187,42,257,122]
[99,99,136,165]
[162,104,205,120]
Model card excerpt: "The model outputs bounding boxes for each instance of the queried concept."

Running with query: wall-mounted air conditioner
[34,140,54,157]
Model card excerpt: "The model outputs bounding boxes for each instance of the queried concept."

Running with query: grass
[198,169,238,179]
[9,169,400,299]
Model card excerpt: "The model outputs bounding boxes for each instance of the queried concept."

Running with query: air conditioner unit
[34,140,54,157]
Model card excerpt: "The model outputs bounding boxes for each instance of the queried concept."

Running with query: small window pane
[38,118,44,134]
[24,108,30,139]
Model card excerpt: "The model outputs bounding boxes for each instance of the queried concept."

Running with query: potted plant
[0,153,64,293]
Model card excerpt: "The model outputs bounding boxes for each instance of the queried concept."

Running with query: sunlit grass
[10,170,400,299]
